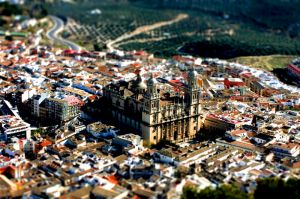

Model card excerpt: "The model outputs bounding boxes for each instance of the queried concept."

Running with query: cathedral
[102,68,202,145]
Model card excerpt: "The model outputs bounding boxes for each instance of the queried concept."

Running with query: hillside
[43,0,300,58]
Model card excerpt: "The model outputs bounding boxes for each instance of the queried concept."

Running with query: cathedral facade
[102,68,202,145]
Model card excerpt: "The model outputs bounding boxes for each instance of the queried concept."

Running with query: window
[162,111,166,118]
[153,115,157,122]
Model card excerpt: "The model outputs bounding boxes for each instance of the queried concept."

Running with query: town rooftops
[62,87,92,98]
[271,142,299,150]
[206,112,252,125]
[0,115,30,131]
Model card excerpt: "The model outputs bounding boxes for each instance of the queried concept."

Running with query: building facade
[103,68,202,145]
[44,98,80,125]
[31,97,82,126]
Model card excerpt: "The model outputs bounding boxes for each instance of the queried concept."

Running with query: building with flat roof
[38,97,82,125]
[0,100,31,141]
[0,115,31,140]
[270,142,300,158]
[204,112,252,135]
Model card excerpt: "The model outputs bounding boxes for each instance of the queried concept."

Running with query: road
[106,13,188,51]
[46,15,82,51]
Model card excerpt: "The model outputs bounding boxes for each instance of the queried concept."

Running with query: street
[46,15,82,51]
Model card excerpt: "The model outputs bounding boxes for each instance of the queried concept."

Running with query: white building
[0,115,31,140]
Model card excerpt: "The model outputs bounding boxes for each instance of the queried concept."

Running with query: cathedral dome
[147,74,157,87]
[138,81,147,90]
[135,73,147,90]
[188,68,198,79]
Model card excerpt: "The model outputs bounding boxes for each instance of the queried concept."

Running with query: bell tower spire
[146,73,158,97]
[144,73,159,113]
[186,66,200,105]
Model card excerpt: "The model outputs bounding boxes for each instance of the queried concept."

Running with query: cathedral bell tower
[184,67,202,140]
[142,73,160,145]
[186,67,200,106]
[134,73,147,100]
[144,73,159,114]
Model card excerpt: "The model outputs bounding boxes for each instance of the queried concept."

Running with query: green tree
[182,186,198,199]
[254,178,300,199]
[0,2,22,16]
[32,128,45,137]
[285,178,300,199]
[4,35,13,41]
[254,178,284,199]
[182,184,248,199]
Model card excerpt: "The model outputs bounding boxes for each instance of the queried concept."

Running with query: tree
[94,43,102,51]
[183,178,300,199]
[285,178,300,199]
[254,178,300,199]
[32,128,46,137]
[94,43,107,51]
[4,35,13,41]
[182,186,198,199]
[0,2,22,16]
[182,184,248,199]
